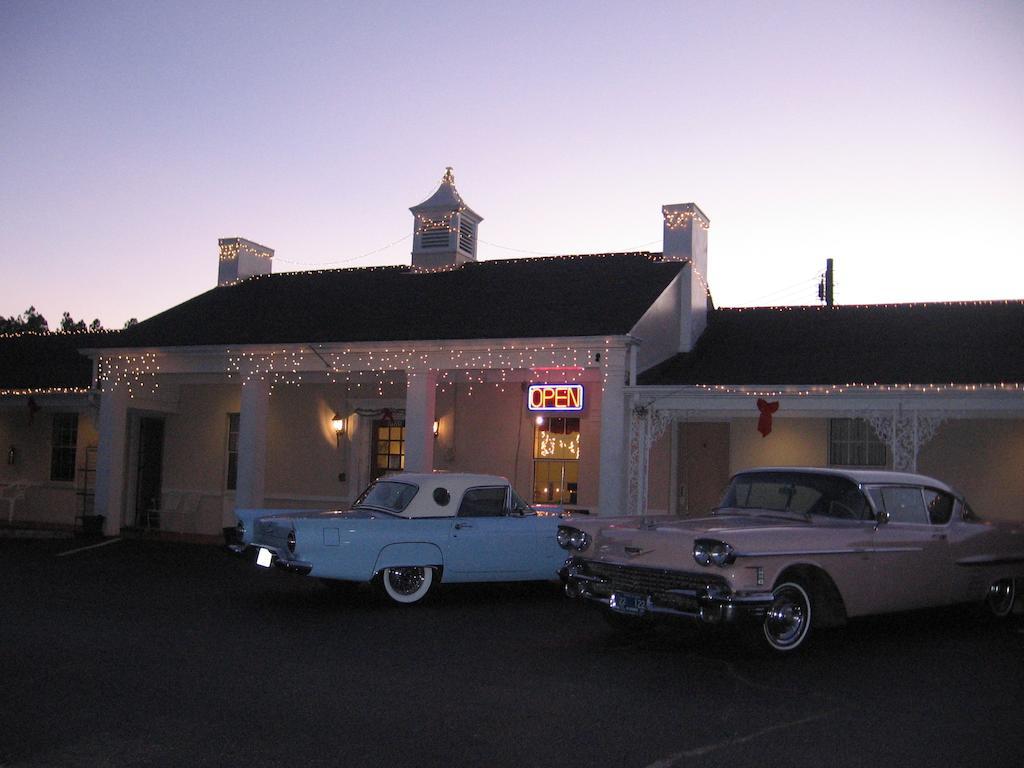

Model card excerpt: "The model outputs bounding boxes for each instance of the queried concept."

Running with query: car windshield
[353,481,419,515]
[720,472,870,520]
[509,489,536,516]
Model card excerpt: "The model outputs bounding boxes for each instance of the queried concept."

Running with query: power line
[274,234,411,268]
[748,274,822,304]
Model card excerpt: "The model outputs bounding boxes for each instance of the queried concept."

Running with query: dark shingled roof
[92,253,684,348]
[639,302,1024,386]
[0,332,112,391]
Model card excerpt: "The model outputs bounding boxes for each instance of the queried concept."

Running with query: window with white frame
[50,412,78,482]
[829,418,887,467]
[226,413,240,491]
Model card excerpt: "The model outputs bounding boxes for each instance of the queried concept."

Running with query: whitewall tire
[762,580,813,653]
[380,566,435,605]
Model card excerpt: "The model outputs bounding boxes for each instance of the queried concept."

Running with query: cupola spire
[409,167,482,269]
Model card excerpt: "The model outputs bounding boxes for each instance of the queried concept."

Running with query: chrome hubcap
[388,567,425,596]
[987,579,1015,617]
[765,586,807,647]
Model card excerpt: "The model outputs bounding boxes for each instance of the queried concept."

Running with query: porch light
[331,414,346,447]
[432,420,439,438]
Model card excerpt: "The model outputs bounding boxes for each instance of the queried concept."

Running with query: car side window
[922,489,954,525]
[878,486,929,524]
[457,487,507,518]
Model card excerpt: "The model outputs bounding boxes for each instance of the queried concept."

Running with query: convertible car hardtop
[560,467,1024,652]
[234,472,569,603]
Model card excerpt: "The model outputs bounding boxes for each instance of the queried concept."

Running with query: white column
[236,380,270,509]
[95,386,130,536]
[404,371,437,473]
[598,349,628,516]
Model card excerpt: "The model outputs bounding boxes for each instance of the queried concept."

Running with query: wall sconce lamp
[432,420,440,439]
[331,414,346,447]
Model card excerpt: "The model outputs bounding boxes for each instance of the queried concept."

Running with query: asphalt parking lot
[1,537,1022,768]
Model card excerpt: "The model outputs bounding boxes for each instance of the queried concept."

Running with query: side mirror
[875,508,889,526]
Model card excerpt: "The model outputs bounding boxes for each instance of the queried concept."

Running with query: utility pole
[817,258,835,306]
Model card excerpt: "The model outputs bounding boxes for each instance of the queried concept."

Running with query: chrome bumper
[227,543,313,576]
[562,559,774,624]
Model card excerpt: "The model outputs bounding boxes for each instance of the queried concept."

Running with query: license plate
[256,548,274,568]
[610,592,647,616]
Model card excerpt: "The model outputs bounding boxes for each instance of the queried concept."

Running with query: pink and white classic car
[560,468,1024,653]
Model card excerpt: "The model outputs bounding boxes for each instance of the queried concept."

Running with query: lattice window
[829,418,887,467]
[458,219,475,255]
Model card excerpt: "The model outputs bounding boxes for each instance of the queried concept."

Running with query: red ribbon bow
[756,398,779,437]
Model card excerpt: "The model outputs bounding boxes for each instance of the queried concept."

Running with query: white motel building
[2,171,1023,539]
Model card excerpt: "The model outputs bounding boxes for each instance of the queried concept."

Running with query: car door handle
[932,533,947,541]
[454,522,474,530]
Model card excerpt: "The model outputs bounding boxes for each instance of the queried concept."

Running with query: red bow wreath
[756,398,779,438]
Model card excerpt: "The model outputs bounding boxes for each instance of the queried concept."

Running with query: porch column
[94,385,130,536]
[236,380,270,509]
[598,349,628,516]
[404,371,437,473]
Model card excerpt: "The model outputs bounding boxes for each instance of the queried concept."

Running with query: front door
[134,417,165,528]
[678,422,731,516]
[371,420,406,480]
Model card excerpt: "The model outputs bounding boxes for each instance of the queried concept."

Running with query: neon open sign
[527,384,584,412]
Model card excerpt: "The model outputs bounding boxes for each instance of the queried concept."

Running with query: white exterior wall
[135,376,608,536]
[632,272,683,374]
[644,415,1024,523]
[729,418,828,470]
[0,401,99,526]
[918,419,1024,522]
[160,384,239,534]
[434,383,603,512]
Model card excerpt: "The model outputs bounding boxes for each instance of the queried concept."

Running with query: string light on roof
[0,329,121,339]
[0,387,91,397]
[220,249,673,285]
[689,382,1023,397]
[726,300,1024,311]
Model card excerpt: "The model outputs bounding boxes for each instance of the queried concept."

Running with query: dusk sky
[2,1,1021,328]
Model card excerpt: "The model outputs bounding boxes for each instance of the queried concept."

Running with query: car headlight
[287,530,296,553]
[557,526,591,552]
[693,538,735,567]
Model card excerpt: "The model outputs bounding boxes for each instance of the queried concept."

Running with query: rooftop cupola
[409,167,483,270]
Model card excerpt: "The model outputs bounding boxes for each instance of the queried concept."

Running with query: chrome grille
[581,561,727,596]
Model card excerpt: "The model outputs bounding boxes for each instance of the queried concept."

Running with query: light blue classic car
[233,473,570,604]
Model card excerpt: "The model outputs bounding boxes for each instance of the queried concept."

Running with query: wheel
[985,578,1016,619]
[760,580,813,653]
[380,566,435,605]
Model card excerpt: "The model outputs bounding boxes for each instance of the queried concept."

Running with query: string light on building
[662,209,710,231]
[97,353,161,398]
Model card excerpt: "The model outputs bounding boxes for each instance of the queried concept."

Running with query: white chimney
[218,237,274,287]
[662,203,710,352]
